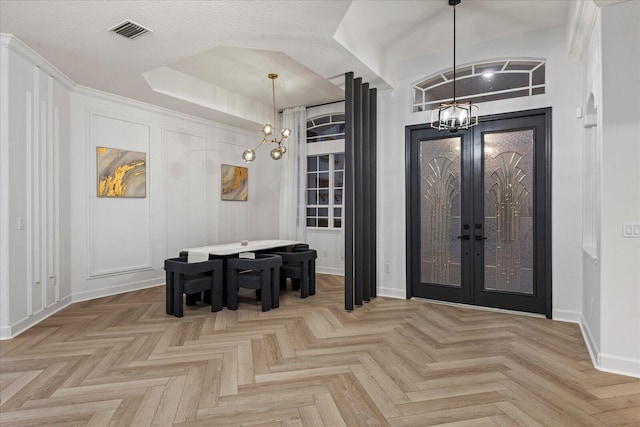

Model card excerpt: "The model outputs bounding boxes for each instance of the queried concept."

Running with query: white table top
[183,239,301,263]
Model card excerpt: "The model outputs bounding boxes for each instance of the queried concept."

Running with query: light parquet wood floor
[1,274,639,426]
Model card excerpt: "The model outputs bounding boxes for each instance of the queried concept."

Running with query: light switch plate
[622,222,640,238]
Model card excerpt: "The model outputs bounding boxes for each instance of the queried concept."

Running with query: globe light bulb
[242,149,256,162]
[262,123,273,136]
[270,147,283,160]
[281,128,291,138]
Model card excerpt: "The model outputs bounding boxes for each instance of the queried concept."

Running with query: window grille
[412,59,546,113]
[306,114,345,143]
[306,154,344,229]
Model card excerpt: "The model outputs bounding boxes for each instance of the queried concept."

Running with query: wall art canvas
[97,146,147,198]
[221,164,248,201]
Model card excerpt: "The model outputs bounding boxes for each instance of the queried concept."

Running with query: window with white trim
[306,153,344,229]
[305,112,345,230]
[412,59,546,112]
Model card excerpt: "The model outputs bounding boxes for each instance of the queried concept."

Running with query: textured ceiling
[0,0,571,130]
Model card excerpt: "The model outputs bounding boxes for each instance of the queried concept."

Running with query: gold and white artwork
[221,164,248,201]
[97,147,146,198]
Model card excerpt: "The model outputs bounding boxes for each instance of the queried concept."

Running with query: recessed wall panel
[164,129,208,257]
[88,113,151,277]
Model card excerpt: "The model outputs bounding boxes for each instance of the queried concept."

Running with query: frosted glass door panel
[483,130,534,294]
[409,111,550,316]
[419,137,462,287]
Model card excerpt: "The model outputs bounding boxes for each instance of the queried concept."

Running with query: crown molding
[73,84,257,139]
[567,0,629,62]
[566,1,599,63]
[0,33,75,90]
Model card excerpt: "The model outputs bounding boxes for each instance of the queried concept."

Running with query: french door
[406,109,551,317]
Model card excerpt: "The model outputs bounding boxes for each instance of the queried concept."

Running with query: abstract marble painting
[97,147,146,198]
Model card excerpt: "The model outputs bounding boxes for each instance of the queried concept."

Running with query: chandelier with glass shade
[431,0,479,132]
[242,73,291,162]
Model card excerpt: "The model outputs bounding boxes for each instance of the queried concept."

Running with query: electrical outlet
[384,263,391,273]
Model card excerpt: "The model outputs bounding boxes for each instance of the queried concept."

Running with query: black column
[344,73,377,310]
[353,78,363,306]
[369,88,377,298]
[362,83,370,302]
[344,72,355,311]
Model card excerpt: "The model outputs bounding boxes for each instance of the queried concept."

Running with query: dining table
[178,239,303,306]
[180,239,302,262]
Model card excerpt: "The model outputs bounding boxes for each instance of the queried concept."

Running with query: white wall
[69,88,282,302]
[0,35,73,338]
[376,25,585,314]
[581,10,603,370]
[306,229,344,275]
[598,0,640,376]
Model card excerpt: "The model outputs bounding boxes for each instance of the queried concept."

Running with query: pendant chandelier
[431,0,478,132]
[242,73,291,162]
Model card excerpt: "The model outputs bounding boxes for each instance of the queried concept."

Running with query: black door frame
[405,108,552,318]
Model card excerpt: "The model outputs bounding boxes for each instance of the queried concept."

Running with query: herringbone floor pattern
[1,274,638,426]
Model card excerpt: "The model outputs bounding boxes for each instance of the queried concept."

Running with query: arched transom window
[306,113,345,143]
[412,59,546,113]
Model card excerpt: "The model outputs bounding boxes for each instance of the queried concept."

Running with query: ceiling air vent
[108,20,152,40]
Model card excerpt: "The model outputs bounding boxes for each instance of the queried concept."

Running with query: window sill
[306,228,342,234]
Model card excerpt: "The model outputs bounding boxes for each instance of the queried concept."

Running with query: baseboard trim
[0,296,72,340]
[377,286,406,299]
[598,353,640,378]
[552,309,581,323]
[579,315,600,369]
[580,315,640,378]
[72,277,164,303]
[316,267,344,276]
[413,297,546,318]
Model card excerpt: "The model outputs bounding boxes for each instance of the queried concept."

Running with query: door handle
[457,235,470,240]
[475,235,487,241]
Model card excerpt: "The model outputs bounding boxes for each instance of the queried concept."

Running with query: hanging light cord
[272,77,277,136]
[431,0,478,132]
[452,2,457,104]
